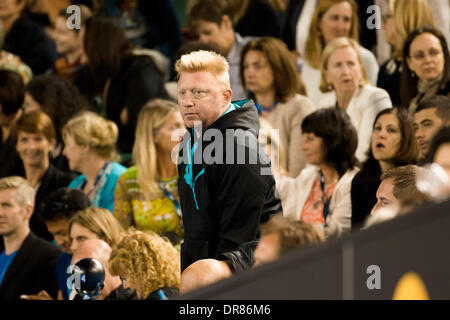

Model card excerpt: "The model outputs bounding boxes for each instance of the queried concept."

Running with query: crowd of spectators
[0,0,449,300]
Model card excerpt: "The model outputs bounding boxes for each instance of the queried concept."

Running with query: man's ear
[222,88,232,104]
[24,204,34,220]
[220,15,233,32]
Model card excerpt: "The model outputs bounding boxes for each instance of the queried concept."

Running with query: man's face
[194,17,234,56]
[414,108,444,159]
[253,233,280,267]
[370,179,399,215]
[46,217,70,252]
[177,71,231,129]
[0,188,31,237]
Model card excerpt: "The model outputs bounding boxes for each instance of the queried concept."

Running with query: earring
[411,71,416,78]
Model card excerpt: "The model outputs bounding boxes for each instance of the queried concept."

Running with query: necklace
[81,161,110,197]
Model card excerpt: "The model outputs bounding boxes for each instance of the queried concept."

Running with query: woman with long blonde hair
[113,99,185,245]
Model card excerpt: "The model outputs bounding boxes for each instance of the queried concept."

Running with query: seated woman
[240,37,315,177]
[377,0,434,106]
[280,108,359,238]
[114,99,185,245]
[15,111,76,241]
[318,37,392,162]
[65,206,124,299]
[401,25,450,113]
[83,16,169,155]
[62,111,127,212]
[24,75,92,172]
[302,0,379,106]
[351,108,418,230]
[108,229,180,300]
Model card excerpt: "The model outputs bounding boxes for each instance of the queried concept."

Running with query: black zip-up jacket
[178,100,282,271]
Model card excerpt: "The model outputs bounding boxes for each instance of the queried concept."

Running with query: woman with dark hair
[240,36,314,177]
[376,0,434,106]
[280,108,359,238]
[83,16,169,155]
[351,108,418,230]
[24,74,92,171]
[401,25,450,113]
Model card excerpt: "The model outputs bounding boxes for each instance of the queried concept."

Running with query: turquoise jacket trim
[183,101,246,211]
[183,137,205,211]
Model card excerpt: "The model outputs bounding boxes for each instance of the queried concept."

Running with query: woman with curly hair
[108,230,180,300]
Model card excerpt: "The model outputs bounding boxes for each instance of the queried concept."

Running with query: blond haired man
[176,50,282,272]
[0,176,61,300]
